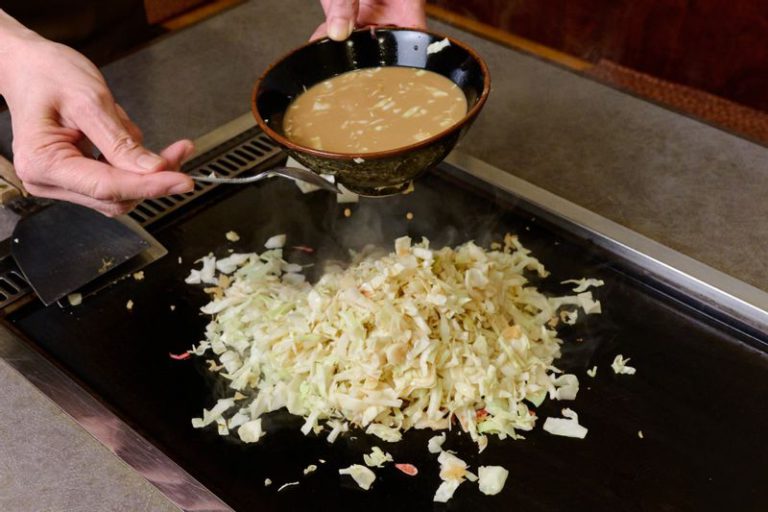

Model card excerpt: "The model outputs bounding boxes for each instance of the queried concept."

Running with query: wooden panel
[427,0,768,112]
[144,0,209,24]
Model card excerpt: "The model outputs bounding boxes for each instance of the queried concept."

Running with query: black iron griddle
[5,143,768,511]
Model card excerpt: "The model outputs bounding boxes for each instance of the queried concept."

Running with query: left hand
[312,0,427,41]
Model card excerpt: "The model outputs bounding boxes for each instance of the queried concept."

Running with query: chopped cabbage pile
[188,234,603,448]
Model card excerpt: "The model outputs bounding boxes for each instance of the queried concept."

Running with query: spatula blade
[11,202,150,305]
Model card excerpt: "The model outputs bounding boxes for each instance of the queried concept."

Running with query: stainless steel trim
[444,151,768,334]
[188,113,256,159]
[0,327,234,512]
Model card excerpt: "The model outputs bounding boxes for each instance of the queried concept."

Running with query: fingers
[400,0,428,29]
[24,182,139,217]
[310,22,329,41]
[74,93,167,174]
[397,0,427,30]
[19,139,194,217]
[160,139,195,171]
[22,153,193,203]
[323,0,359,40]
[114,104,144,145]
[314,0,427,40]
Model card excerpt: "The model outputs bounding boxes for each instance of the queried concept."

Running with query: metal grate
[127,127,281,227]
[0,125,282,310]
[0,258,30,308]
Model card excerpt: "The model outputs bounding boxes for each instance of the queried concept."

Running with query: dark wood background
[428,0,768,113]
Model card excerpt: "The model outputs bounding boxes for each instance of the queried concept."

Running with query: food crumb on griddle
[343,208,352,217]
[478,465,509,496]
[586,366,597,378]
[225,230,240,242]
[395,463,418,476]
[170,305,176,311]
[277,481,299,492]
[264,478,272,487]
[126,299,134,311]
[132,271,145,281]
[339,464,376,490]
[303,464,318,475]
[265,234,287,249]
[406,211,414,221]
[611,354,637,375]
[67,293,82,307]
[638,430,644,439]
[542,409,588,439]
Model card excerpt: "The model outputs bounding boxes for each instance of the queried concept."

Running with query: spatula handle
[0,155,25,203]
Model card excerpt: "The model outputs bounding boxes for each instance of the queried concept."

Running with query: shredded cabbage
[427,433,446,454]
[427,38,451,55]
[478,465,509,496]
[434,451,475,502]
[542,408,588,439]
[277,481,299,492]
[561,278,604,293]
[185,255,217,284]
[237,419,264,443]
[363,446,393,467]
[264,234,286,249]
[188,234,602,448]
[611,354,637,375]
[339,464,376,490]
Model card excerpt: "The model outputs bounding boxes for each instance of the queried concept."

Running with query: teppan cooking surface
[7,166,768,511]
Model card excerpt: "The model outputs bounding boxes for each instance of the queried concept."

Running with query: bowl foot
[341,180,413,197]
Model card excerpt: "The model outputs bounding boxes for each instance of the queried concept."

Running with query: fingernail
[138,153,164,171]
[328,17,352,41]
[169,180,193,195]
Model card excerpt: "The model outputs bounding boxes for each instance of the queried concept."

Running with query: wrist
[0,10,43,93]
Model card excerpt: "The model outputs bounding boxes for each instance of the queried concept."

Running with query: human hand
[312,0,427,41]
[0,16,194,216]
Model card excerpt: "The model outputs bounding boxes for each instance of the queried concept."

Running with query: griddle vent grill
[128,128,281,226]
[0,126,282,310]
[0,263,30,308]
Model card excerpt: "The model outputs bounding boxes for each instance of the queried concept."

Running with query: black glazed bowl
[252,28,490,196]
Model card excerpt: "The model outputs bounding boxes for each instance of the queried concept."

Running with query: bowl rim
[251,27,491,161]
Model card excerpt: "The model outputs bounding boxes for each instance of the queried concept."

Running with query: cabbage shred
[189,234,600,445]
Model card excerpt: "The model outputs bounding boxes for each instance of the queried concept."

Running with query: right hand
[312,0,427,41]
[0,22,194,216]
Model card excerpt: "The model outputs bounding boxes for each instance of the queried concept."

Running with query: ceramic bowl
[252,28,490,196]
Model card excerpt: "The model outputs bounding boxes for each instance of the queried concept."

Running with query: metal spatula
[189,165,340,193]
[10,202,162,306]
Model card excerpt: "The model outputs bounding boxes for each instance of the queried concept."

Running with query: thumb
[324,0,359,40]
[76,99,166,174]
